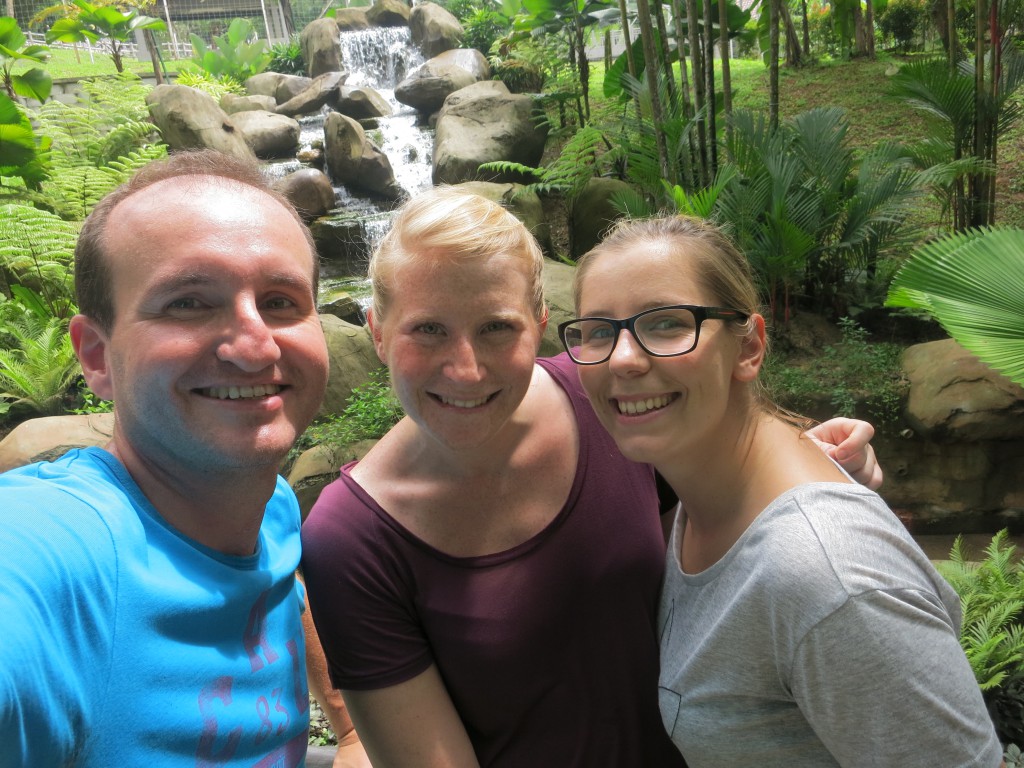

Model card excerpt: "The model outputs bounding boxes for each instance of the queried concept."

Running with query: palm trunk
[719,0,733,145]
[769,0,780,131]
[635,0,672,182]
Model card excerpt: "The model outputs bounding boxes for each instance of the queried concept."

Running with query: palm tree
[45,0,165,74]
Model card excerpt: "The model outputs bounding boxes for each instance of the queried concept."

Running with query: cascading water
[314,26,435,308]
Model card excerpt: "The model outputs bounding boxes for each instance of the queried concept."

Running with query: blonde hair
[369,186,546,322]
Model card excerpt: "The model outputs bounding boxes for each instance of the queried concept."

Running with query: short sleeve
[302,474,434,691]
[0,481,119,767]
[791,588,1002,767]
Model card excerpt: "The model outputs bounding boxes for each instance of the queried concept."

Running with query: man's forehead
[115,174,277,217]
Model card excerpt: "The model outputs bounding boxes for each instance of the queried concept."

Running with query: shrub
[879,0,924,53]
[268,36,305,75]
[189,18,270,83]
[937,530,1024,748]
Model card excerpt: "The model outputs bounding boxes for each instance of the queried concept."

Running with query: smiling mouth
[434,392,497,409]
[614,394,677,415]
[199,384,283,400]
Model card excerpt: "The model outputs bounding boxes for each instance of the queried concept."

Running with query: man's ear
[366,308,387,365]
[733,313,766,383]
[69,315,114,401]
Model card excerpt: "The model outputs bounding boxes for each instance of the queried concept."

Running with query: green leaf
[886,227,1024,388]
[12,67,52,102]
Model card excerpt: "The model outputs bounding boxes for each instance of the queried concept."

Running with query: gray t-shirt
[658,482,1002,767]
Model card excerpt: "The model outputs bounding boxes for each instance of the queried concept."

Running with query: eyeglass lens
[563,307,700,362]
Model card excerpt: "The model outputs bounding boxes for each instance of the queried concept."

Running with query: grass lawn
[41,45,194,79]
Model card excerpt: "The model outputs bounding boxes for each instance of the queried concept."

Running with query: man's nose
[215,300,282,372]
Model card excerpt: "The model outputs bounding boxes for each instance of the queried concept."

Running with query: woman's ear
[70,314,114,401]
[366,308,387,365]
[733,313,766,383]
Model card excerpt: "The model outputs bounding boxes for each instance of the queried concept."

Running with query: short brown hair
[75,150,319,331]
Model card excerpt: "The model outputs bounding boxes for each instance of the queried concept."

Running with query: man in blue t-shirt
[0,150,334,767]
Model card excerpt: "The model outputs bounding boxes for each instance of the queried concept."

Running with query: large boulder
[902,339,1024,442]
[432,80,548,185]
[409,2,462,58]
[323,111,404,200]
[395,48,488,114]
[319,315,382,417]
[455,181,553,258]
[276,71,348,117]
[0,413,115,473]
[539,259,576,358]
[231,110,301,158]
[274,168,337,221]
[244,72,312,103]
[336,86,393,120]
[366,0,411,27]
[334,7,370,30]
[146,85,255,160]
[570,176,631,258]
[220,92,278,114]
[302,17,342,77]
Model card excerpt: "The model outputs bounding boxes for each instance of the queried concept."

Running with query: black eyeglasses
[558,304,749,365]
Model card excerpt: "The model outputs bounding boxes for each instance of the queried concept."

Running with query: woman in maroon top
[301,187,880,768]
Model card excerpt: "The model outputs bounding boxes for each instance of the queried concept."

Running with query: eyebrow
[148,270,315,297]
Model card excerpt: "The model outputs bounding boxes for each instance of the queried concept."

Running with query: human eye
[482,320,514,334]
[642,310,696,336]
[165,296,206,312]
[416,322,445,336]
[580,320,614,344]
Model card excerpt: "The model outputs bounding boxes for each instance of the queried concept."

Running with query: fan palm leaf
[886,227,1024,387]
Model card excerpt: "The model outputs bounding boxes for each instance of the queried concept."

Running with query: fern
[0,203,78,317]
[0,311,79,416]
[938,530,1024,745]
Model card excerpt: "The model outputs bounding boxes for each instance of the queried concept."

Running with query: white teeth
[440,395,490,408]
[617,395,672,415]
[204,384,281,400]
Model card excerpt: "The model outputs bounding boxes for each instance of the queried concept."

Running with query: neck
[104,438,280,557]
[658,407,818,574]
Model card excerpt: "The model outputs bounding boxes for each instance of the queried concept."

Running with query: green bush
[937,530,1024,748]
[461,7,508,57]
[292,367,404,465]
[764,317,908,424]
[879,0,924,53]
[175,69,245,99]
[189,18,270,83]
[267,36,305,75]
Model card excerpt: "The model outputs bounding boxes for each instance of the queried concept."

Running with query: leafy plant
[69,380,113,414]
[937,530,1024,747]
[877,0,923,53]
[45,0,166,74]
[0,90,50,191]
[293,367,404,465]
[886,226,1024,389]
[267,36,304,75]
[0,203,78,317]
[0,16,52,102]
[763,317,908,424]
[175,68,245,99]
[0,305,79,416]
[189,18,270,83]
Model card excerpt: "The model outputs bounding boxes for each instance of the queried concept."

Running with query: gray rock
[334,7,370,30]
[409,2,463,58]
[323,111,404,200]
[0,413,115,473]
[274,167,337,221]
[570,177,631,258]
[336,86,394,120]
[432,80,547,186]
[146,85,256,160]
[230,110,301,159]
[276,71,348,117]
[366,0,410,27]
[220,92,278,114]
[301,18,342,77]
[319,315,382,417]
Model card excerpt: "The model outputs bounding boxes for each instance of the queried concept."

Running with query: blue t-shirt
[0,447,310,767]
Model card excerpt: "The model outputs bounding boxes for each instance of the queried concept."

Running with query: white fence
[26,30,193,63]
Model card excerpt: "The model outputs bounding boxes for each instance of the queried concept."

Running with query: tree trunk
[144,28,164,85]
[635,0,672,181]
[719,0,732,144]
[6,0,14,20]
[800,0,811,55]
[781,2,802,66]
[279,0,296,36]
[864,0,876,58]
[653,0,679,111]
[703,0,717,174]
[769,0,780,131]
[684,0,708,184]
[852,0,867,56]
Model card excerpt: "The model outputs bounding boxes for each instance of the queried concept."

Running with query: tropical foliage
[0,90,50,190]
[886,226,1024,388]
[189,18,270,84]
[938,531,1024,747]
[0,16,51,102]
[45,0,166,74]
[0,302,80,416]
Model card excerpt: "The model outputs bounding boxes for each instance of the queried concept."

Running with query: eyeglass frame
[557,304,750,365]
